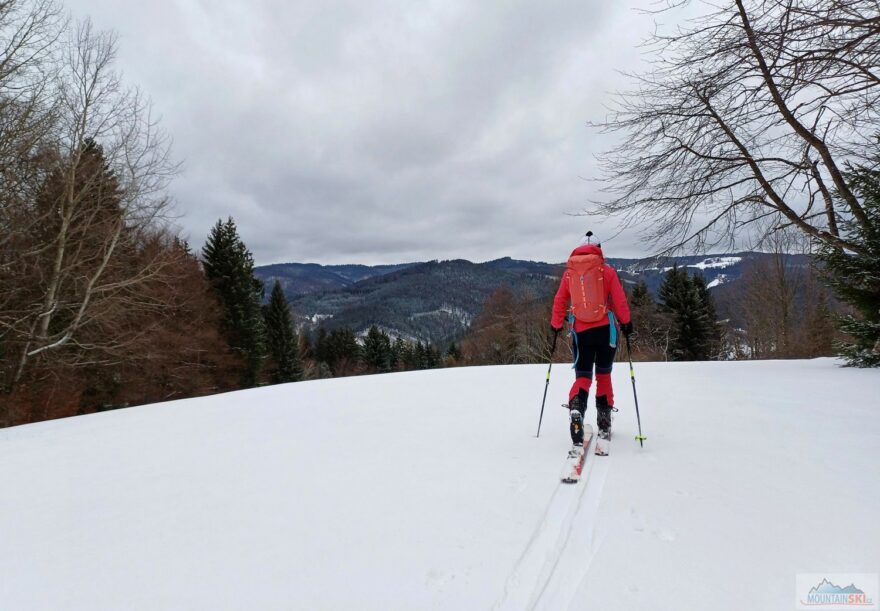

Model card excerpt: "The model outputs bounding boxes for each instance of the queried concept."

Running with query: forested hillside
[255,252,818,346]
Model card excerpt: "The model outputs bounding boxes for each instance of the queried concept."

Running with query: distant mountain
[610,252,814,295]
[282,259,558,345]
[254,262,418,297]
[254,252,814,345]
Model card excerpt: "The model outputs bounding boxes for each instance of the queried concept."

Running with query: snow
[688,256,742,270]
[1,359,878,610]
[707,274,728,288]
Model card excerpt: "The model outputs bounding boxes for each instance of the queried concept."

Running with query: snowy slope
[1,360,878,610]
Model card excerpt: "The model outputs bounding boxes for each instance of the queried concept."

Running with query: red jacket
[551,244,631,332]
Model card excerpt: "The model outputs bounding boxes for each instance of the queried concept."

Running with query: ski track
[492,442,609,611]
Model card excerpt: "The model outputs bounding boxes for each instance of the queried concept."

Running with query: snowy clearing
[688,256,743,270]
[1,359,878,610]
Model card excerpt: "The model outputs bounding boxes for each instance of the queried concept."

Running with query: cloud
[68,0,662,264]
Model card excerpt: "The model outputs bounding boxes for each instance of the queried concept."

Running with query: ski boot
[567,391,588,446]
[596,395,617,440]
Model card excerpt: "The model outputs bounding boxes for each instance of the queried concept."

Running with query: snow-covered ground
[1,359,878,610]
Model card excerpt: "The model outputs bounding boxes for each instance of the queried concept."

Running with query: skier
[551,233,632,447]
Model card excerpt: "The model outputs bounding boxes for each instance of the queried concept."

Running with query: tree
[817,161,880,366]
[692,273,723,359]
[594,0,879,255]
[264,280,303,384]
[803,290,837,358]
[627,280,673,360]
[362,325,392,373]
[315,327,360,376]
[658,266,714,360]
[461,286,522,364]
[394,337,412,370]
[202,218,265,387]
[2,18,177,401]
[446,341,462,365]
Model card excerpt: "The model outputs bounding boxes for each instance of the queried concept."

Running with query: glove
[551,325,562,334]
[620,321,633,337]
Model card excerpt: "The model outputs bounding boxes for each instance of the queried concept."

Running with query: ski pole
[626,335,646,447]
[536,329,559,438]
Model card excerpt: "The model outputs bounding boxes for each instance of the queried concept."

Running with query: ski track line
[491,482,580,611]
[529,454,609,611]
[491,446,598,611]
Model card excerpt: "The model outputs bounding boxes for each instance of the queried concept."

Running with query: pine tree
[315,327,361,375]
[627,280,673,359]
[202,218,266,387]
[362,325,392,373]
[629,280,653,309]
[391,337,406,370]
[426,344,442,369]
[413,342,427,369]
[446,341,462,364]
[692,272,723,358]
[658,266,713,360]
[397,338,415,370]
[264,280,303,383]
[817,160,880,367]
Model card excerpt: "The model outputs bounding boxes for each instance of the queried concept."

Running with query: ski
[561,425,594,484]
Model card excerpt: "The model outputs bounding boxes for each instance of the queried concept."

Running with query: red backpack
[567,253,607,323]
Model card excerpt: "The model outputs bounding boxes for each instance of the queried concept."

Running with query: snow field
[1,358,878,610]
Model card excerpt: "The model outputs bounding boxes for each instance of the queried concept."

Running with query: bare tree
[593,0,880,254]
[2,18,177,400]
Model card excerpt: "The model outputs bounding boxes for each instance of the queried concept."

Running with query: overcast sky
[67,0,671,265]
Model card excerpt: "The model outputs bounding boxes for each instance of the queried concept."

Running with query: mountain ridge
[254,252,814,344]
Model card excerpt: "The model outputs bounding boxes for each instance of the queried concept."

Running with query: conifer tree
[202,218,266,387]
[390,337,406,370]
[413,342,427,369]
[818,161,880,367]
[627,280,672,359]
[446,341,462,364]
[264,280,303,383]
[658,266,713,360]
[692,272,723,358]
[362,325,392,373]
[315,327,361,375]
[397,338,415,370]
[425,344,442,369]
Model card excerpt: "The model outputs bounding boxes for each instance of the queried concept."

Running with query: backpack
[567,253,607,324]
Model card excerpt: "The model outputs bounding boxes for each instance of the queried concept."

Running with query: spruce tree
[390,337,406,370]
[817,161,880,367]
[398,339,415,370]
[413,342,427,369]
[316,327,361,375]
[362,325,392,373]
[446,341,462,363]
[658,265,713,360]
[692,272,722,358]
[627,280,671,358]
[425,344,441,369]
[629,280,653,309]
[264,280,303,383]
[202,218,266,387]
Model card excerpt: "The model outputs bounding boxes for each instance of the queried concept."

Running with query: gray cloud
[68,0,663,264]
